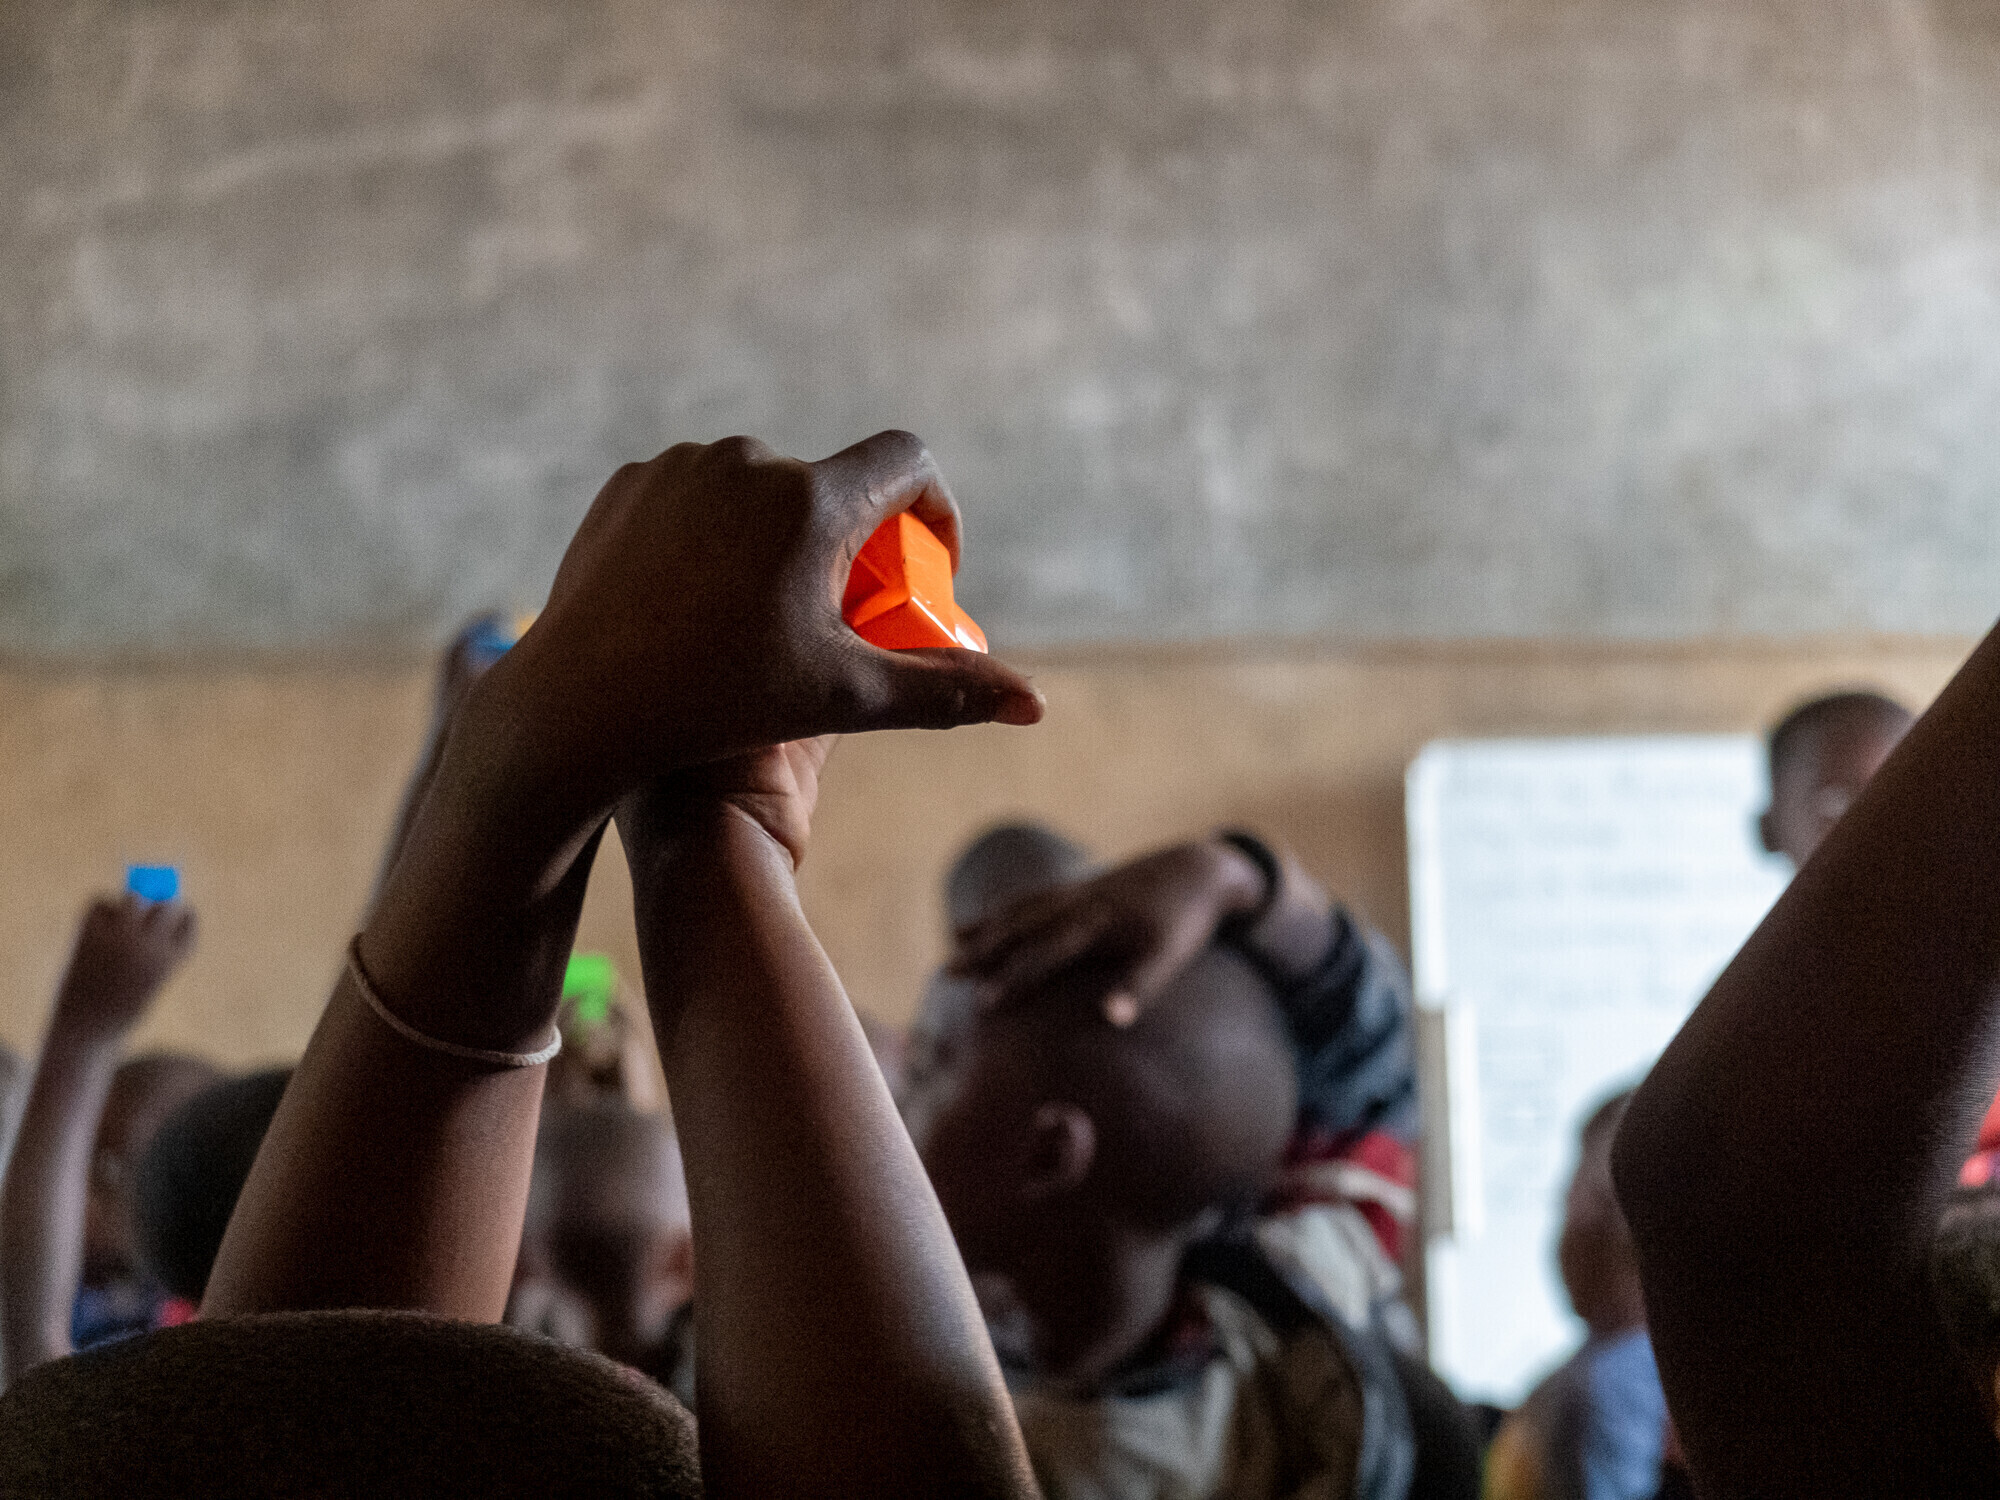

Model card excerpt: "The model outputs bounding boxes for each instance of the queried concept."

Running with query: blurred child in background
[508,1102,695,1385]
[1758,689,1911,869]
[910,826,1476,1499]
[130,1068,292,1309]
[1485,1091,1663,1500]
[0,894,217,1382]
[545,955,664,1114]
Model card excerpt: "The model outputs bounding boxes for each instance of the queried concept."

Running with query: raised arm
[1612,623,2000,1496]
[621,743,1037,1499]
[202,432,1042,1496]
[1,896,194,1382]
[368,613,514,902]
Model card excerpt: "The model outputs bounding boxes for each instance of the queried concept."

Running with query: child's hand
[435,613,513,724]
[492,431,1042,808]
[949,841,1265,1025]
[54,895,197,1039]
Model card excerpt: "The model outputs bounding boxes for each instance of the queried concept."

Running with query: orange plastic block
[842,513,989,653]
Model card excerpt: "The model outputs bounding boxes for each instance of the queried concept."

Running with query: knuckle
[874,429,929,466]
[704,434,776,471]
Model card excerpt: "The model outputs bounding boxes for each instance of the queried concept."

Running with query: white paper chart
[1407,737,1790,1405]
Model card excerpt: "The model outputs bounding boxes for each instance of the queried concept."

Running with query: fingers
[810,430,964,571]
[970,912,1110,1008]
[680,434,779,469]
[138,898,197,956]
[952,886,1075,971]
[823,640,1044,736]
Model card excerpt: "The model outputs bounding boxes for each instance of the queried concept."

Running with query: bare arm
[369,614,514,904]
[622,749,1037,1500]
[1612,623,2000,1496]
[1,896,194,1382]
[203,432,1042,1496]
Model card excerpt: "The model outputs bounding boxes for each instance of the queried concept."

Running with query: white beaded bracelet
[347,936,562,1069]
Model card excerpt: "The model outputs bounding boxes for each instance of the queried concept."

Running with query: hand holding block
[842,513,988,653]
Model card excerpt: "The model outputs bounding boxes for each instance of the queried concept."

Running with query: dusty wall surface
[6,0,2000,657]
[0,639,1970,1067]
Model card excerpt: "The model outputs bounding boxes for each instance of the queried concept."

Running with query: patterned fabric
[1015,1281,1367,1500]
[1254,1204,1419,1358]
[1243,907,1420,1264]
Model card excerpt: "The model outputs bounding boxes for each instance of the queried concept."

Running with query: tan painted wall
[0,636,1974,1067]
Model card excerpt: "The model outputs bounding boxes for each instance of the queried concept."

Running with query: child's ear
[1756,808,1779,855]
[1020,1102,1096,1199]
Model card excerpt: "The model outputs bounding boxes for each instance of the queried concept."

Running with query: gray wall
[5,0,2000,655]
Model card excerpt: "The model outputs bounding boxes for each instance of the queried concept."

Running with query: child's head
[1760,690,1913,867]
[1558,1088,1646,1340]
[513,1104,694,1377]
[944,822,1093,933]
[133,1067,291,1302]
[86,1052,222,1285]
[901,943,1296,1379]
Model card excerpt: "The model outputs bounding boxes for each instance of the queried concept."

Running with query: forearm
[368,706,452,906]
[0,1022,124,1377]
[206,680,607,1320]
[1221,836,1337,987]
[632,810,1035,1500]
[1613,623,2000,1490]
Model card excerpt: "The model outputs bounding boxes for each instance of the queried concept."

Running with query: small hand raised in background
[438,612,514,719]
[950,840,1266,1025]
[2,893,198,1383]
[55,895,197,1039]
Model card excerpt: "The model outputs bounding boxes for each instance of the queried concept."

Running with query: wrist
[1212,831,1336,987]
[384,670,623,922]
[442,670,622,867]
[626,800,796,899]
[1207,833,1277,921]
[625,803,803,1033]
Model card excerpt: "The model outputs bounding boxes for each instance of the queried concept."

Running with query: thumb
[826,640,1045,735]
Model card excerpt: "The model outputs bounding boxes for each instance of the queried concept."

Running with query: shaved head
[908,945,1297,1237]
[518,1105,692,1375]
[527,1106,686,1246]
[1762,690,1914,867]
[88,1051,223,1281]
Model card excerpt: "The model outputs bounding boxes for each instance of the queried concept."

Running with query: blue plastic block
[126,865,180,903]
[467,617,518,665]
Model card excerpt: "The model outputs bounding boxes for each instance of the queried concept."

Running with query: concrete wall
[0,640,1969,1067]
[7,0,2000,657]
